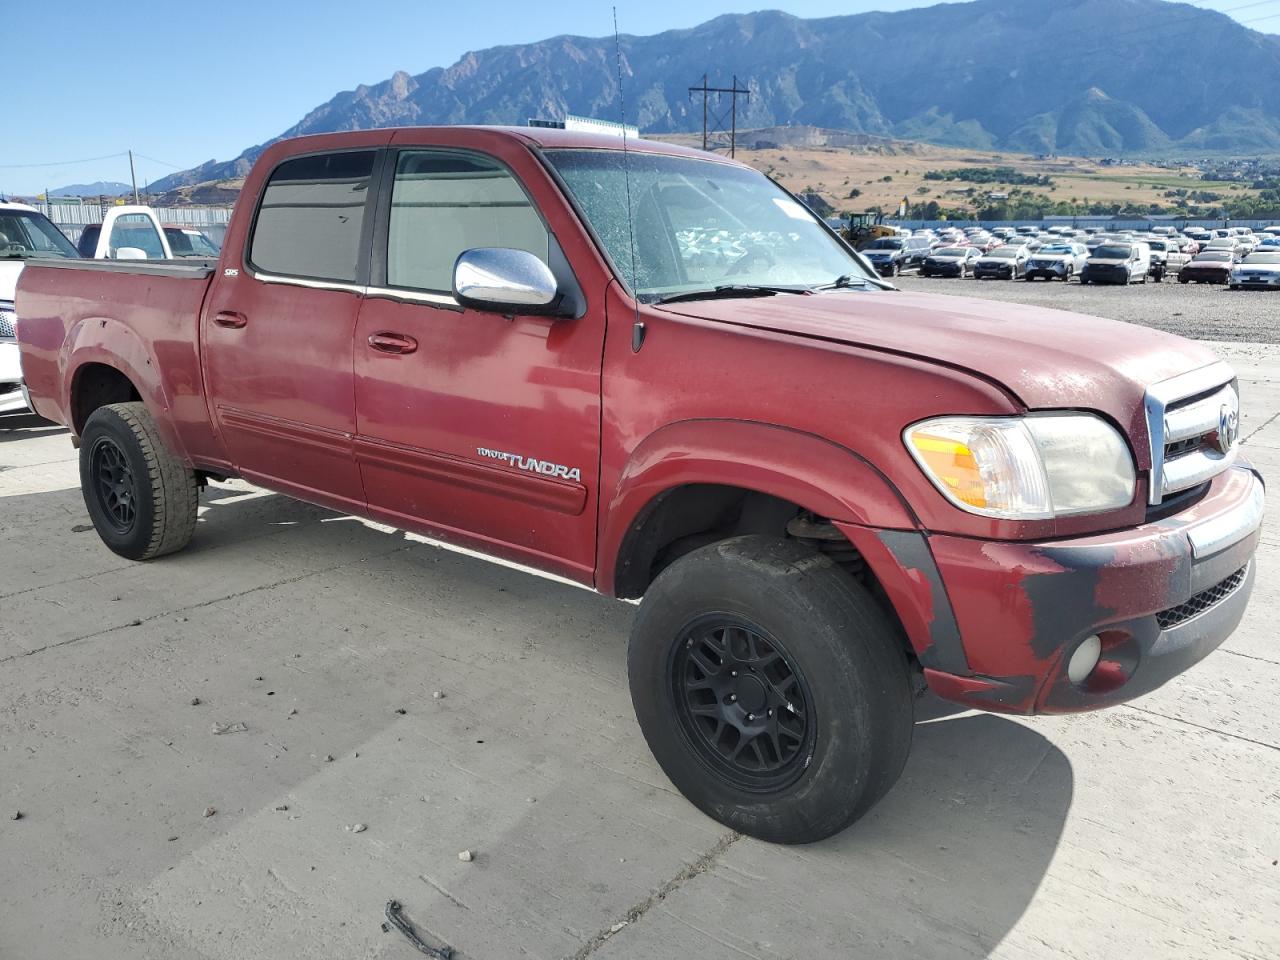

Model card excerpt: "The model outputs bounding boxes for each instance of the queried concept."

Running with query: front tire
[628,536,914,844]
[79,401,199,561]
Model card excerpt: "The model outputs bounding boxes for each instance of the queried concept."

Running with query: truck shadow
[190,486,1072,954]
[0,414,65,442]
[4,481,1070,956]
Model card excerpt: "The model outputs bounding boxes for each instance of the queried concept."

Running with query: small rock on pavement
[202,807,216,818]
[432,691,444,699]
[608,921,628,936]
[458,850,474,862]
[211,721,248,736]
[323,754,335,762]
[350,823,367,833]
[275,804,289,811]
[189,697,201,706]
[10,811,21,821]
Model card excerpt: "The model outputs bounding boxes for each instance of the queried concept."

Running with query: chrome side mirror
[453,248,564,316]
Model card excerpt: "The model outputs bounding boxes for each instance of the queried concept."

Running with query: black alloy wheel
[669,616,815,793]
[90,436,137,534]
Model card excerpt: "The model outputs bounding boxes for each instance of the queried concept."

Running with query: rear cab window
[248,151,377,283]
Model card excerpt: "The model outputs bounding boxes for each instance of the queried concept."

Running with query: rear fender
[63,318,187,463]
[599,419,919,595]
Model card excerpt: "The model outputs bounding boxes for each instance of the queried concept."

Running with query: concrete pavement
[1,343,1277,960]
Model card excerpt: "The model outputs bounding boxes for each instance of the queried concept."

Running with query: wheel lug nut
[730,670,737,677]
[729,694,737,702]
[767,709,773,717]
[747,713,755,721]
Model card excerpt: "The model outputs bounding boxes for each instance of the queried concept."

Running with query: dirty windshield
[0,210,79,259]
[546,149,875,302]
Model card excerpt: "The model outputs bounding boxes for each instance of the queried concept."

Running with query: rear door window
[384,150,549,293]
[249,151,376,283]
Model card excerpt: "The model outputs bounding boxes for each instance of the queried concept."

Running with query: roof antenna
[613,7,646,353]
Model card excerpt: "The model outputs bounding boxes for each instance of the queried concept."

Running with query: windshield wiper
[815,274,871,290]
[654,284,811,305]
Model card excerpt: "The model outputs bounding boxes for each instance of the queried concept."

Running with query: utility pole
[688,74,751,157]
[128,149,139,204]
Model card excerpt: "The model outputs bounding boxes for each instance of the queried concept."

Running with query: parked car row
[873,221,1280,290]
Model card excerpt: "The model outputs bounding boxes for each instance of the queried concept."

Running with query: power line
[0,151,127,170]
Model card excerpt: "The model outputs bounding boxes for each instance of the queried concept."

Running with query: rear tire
[79,402,199,561]
[628,536,914,844]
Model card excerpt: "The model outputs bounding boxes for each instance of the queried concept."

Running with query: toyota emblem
[1217,403,1240,454]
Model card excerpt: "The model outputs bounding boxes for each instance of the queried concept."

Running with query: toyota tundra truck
[15,127,1263,844]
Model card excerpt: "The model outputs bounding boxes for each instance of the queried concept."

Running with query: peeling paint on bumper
[870,466,1264,715]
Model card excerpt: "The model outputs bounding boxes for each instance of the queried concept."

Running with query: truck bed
[15,257,225,466]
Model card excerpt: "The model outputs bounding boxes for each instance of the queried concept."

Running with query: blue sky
[4,0,1276,195]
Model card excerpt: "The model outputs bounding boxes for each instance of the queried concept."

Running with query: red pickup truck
[15,127,1263,843]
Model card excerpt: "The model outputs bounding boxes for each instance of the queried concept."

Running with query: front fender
[63,318,188,463]
[598,418,920,596]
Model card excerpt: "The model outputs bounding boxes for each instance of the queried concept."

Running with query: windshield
[0,210,79,259]
[933,247,968,257]
[545,150,874,300]
[1038,245,1073,255]
[987,247,1020,259]
[1243,253,1280,264]
[1095,245,1133,259]
[1195,252,1230,262]
[866,238,905,250]
[165,228,221,257]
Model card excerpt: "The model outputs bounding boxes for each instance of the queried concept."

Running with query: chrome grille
[0,304,15,340]
[1156,565,1248,630]
[1144,362,1238,505]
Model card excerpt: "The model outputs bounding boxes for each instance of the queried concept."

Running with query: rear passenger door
[352,146,604,582]
[202,148,379,512]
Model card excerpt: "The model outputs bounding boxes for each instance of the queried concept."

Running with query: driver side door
[353,146,604,582]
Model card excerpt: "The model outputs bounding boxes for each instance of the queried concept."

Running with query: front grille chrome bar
[1144,361,1237,506]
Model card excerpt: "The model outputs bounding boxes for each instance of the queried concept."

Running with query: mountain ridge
[145,0,1280,193]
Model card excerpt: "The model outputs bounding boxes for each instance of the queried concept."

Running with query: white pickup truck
[74,205,221,261]
[1,201,81,416]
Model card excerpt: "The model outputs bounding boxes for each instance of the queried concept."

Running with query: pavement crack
[0,544,413,666]
[1220,648,1280,666]
[1241,410,1280,446]
[419,874,470,910]
[1124,704,1279,752]
[568,831,741,960]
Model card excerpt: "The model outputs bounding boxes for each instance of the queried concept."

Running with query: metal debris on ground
[211,721,248,735]
[383,900,454,959]
[10,811,21,821]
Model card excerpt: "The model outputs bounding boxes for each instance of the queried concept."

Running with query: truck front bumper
[863,466,1263,715]
[0,341,29,415]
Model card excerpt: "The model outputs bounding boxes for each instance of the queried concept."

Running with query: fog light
[1067,635,1102,684]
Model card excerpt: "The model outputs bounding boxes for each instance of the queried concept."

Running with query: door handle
[214,311,248,329]
[367,332,418,355]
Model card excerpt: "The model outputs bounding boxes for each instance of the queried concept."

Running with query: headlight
[904,414,1136,519]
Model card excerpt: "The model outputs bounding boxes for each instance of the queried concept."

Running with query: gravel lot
[895,273,1279,343]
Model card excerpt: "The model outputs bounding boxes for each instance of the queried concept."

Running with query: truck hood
[658,289,1219,445]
